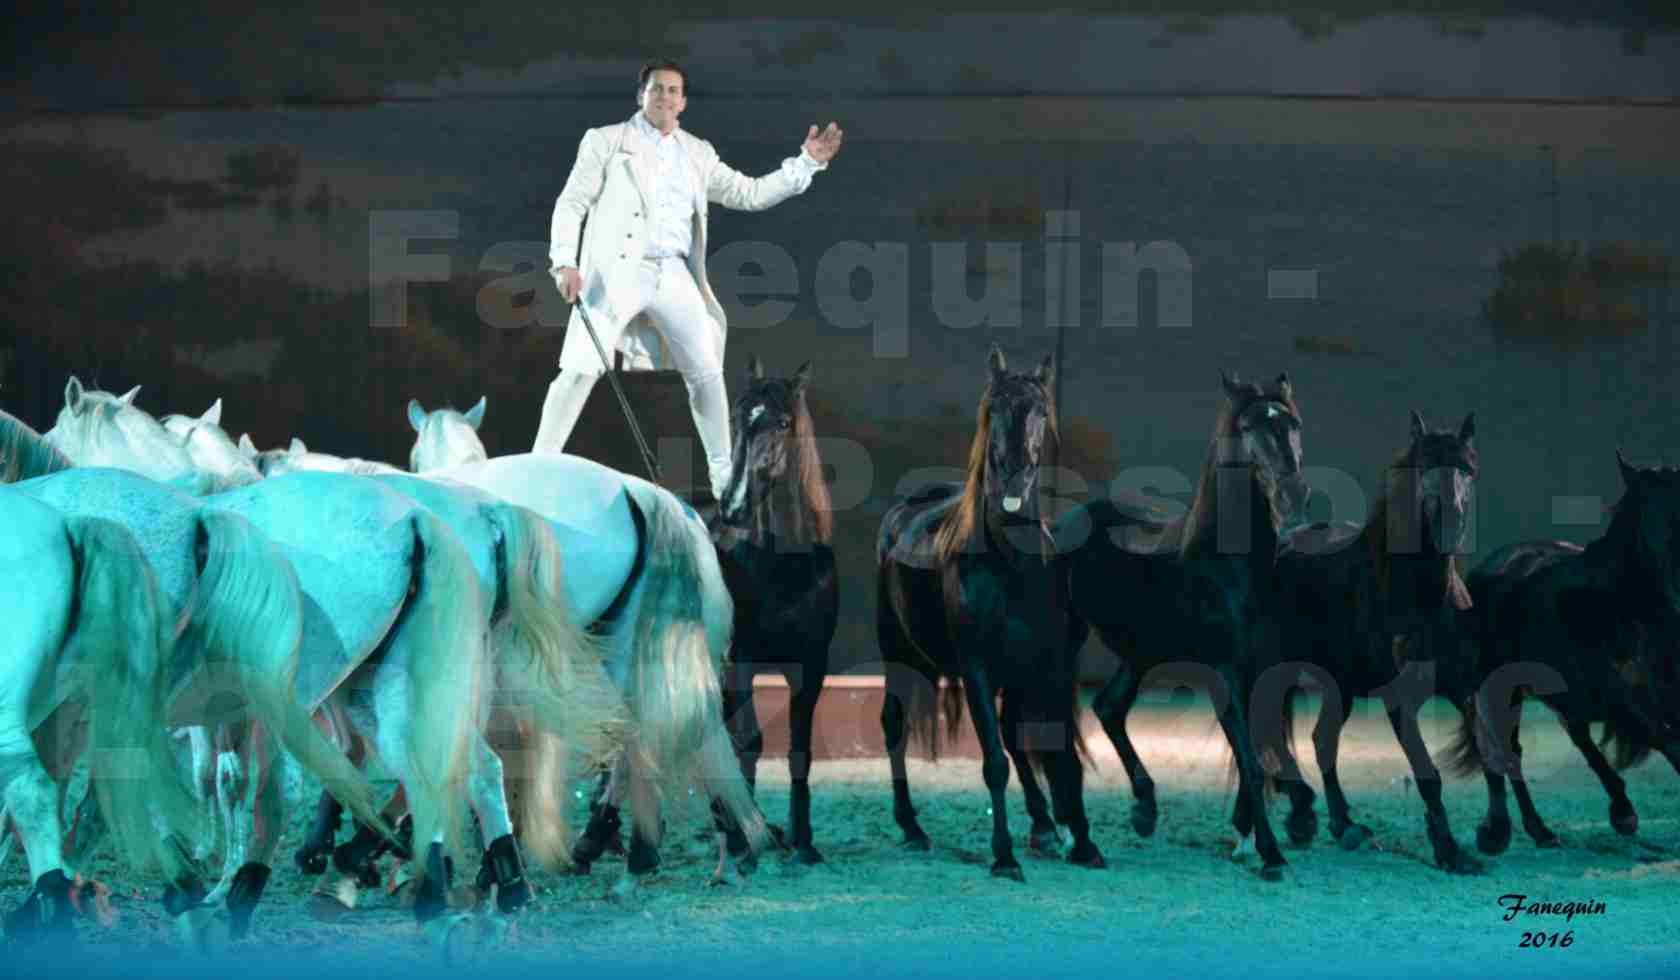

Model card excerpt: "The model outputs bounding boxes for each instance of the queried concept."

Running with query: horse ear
[1274,371,1292,401]
[1220,370,1241,399]
[202,399,223,426]
[988,344,1007,378]
[64,376,84,412]
[1618,448,1639,487]
[407,398,426,433]
[792,361,812,394]
[289,437,308,454]
[117,385,141,408]
[746,356,765,383]
[1458,412,1476,444]
[1032,354,1053,387]
[1410,410,1427,443]
[464,396,486,430]
[238,433,257,457]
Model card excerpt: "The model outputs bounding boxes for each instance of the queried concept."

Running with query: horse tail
[620,485,765,853]
[391,510,490,878]
[482,502,626,870]
[180,510,390,841]
[1438,692,1487,778]
[66,516,203,881]
[875,558,954,762]
[1599,707,1654,771]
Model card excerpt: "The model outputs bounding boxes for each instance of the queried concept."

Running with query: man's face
[638,69,686,131]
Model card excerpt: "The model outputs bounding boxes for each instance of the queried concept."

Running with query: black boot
[4,870,76,944]
[479,835,531,913]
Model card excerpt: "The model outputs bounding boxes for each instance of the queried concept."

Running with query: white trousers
[532,255,733,501]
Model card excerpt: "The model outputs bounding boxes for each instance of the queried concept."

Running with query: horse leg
[203,723,253,907]
[710,664,762,877]
[0,729,76,943]
[1215,664,1287,881]
[184,726,218,865]
[1503,700,1561,848]
[294,702,354,875]
[1042,701,1105,869]
[1384,705,1480,874]
[1315,696,1367,848]
[1091,664,1157,837]
[465,732,531,914]
[1562,718,1638,836]
[962,669,1022,882]
[219,721,281,941]
[880,671,930,850]
[1000,688,1059,857]
[614,750,663,897]
[784,666,824,865]
[571,755,627,873]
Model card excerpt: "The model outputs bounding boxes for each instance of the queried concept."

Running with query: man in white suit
[534,59,844,502]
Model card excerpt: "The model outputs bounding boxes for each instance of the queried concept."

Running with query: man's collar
[630,111,679,141]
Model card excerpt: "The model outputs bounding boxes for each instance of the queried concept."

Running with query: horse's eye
[778,418,791,431]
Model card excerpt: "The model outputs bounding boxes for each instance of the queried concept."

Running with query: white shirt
[629,111,826,262]
[631,111,698,260]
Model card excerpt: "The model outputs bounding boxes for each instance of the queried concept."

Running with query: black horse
[1446,451,1680,854]
[1052,371,1310,881]
[1241,410,1484,873]
[707,357,840,868]
[876,345,1103,880]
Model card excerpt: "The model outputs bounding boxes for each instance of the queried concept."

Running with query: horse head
[982,345,1055,520]
[1613,451,1680,616]
[45,376,209,491]
[408,396,488,472]
[1220,370,1310,526]
[719,357,811,527]
[160,399,263,488]
[1402,410,1478,556]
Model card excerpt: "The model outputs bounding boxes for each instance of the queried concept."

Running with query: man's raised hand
[803,122,844,164]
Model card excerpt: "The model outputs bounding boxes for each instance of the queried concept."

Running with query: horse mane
[790,392,832,544]
[0,409,74,483]
[1178,383,1292,562]
[931,377,1060,566]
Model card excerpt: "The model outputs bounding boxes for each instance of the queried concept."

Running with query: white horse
[34,387,494,938]
[0,484,202,943]
[250,397,768,886]
[408,397,488,473]
[80,390,630,914]
[4,407,396,934]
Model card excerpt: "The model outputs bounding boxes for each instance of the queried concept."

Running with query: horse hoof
[1476,820,1512,856]
[1439,850,1484,875]
[1028,828,1064,858]
[305,890,355,923]
[174,906,230,954]
[1259,862,1286,883]
[990,863,1026,883]
[1230,834,1257,861]
[422,913,477,963]
[1286,810,1319,847]
[1131,805,1158,839]
[708,868,744,888]
[901,832,931,852]
[790,844,825,866]
[1338,825,1372,852]
[767,824,790,851]
[1534,833,1562,849]
[1611,802,1638,837]
[1069,842,1106,869]
[566,859,593,877]
[495,879,531,915]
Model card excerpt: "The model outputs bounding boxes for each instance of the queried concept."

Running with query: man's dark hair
[638,60,687,93]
